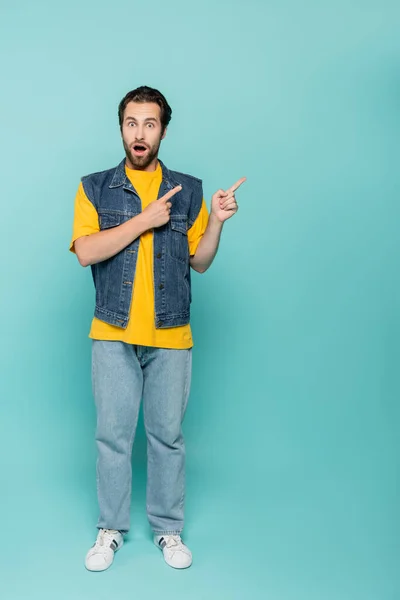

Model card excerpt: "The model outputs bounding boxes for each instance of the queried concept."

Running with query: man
[70,86,245,572]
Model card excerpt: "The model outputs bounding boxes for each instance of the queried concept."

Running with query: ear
[161,127,168,141]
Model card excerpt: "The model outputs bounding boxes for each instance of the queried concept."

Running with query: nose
[135,125,145,141]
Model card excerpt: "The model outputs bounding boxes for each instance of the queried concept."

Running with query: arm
[189,214,223,273]
[74,184,182,267]
[74,214,149,267]
[190,177,246,274]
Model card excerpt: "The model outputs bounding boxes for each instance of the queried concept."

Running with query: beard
[123,136,162,170]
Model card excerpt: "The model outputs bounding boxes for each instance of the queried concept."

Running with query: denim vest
[81,158,203,329]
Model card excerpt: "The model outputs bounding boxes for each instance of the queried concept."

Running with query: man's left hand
[211,177,246,223]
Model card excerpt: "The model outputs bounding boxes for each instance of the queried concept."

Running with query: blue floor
[2,453,397,600]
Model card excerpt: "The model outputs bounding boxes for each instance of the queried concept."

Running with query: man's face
[121,101,166,171]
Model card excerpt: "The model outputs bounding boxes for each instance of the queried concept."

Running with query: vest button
[156,253,162,259]
[158,321,163,327]
[159,284,164,290]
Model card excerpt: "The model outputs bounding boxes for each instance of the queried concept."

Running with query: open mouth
[132,144,148,156]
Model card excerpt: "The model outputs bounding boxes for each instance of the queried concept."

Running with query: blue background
[1,1,399,598]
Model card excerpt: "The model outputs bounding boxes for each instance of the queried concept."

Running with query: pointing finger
[161,185,182,202]
[228,177,246,194]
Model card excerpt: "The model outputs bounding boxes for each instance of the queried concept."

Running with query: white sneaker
[85,529,123,572]
[154,534,192,569]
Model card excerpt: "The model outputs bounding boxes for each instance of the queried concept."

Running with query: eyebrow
[124,116,158,123]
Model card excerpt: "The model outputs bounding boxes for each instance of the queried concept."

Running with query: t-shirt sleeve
[187,198,209,256]
[69,182,100,253]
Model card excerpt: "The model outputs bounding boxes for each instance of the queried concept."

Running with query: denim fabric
[92,340,192,535]
[81,159,203,329]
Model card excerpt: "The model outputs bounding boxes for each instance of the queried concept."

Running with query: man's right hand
[141,185,182,229]
[74,185,183,267]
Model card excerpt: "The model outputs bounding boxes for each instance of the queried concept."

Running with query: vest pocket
[98,210,134,229]
[169,219,189,263]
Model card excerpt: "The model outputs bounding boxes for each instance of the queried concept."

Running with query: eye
[128,122,135,127]
[147,123,154,128]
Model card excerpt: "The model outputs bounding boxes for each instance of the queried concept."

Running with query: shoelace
[94,529,119,551]
[163,535,190,555]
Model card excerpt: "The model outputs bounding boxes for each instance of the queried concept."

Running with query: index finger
[228,177,247,194]
[161,185,182,202]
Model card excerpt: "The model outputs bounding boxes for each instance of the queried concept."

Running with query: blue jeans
[91,341,192,535]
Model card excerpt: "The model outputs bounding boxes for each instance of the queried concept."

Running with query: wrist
[209,211,224,228]
[136,212,152,233]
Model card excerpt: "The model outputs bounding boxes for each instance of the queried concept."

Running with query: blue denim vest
[81,158,203,329]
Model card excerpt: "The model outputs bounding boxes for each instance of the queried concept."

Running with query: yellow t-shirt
[70,161,209,349]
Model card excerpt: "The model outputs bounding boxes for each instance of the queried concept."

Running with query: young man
[70,86,245,572]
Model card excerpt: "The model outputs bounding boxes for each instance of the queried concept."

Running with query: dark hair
[118,86,172,133]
